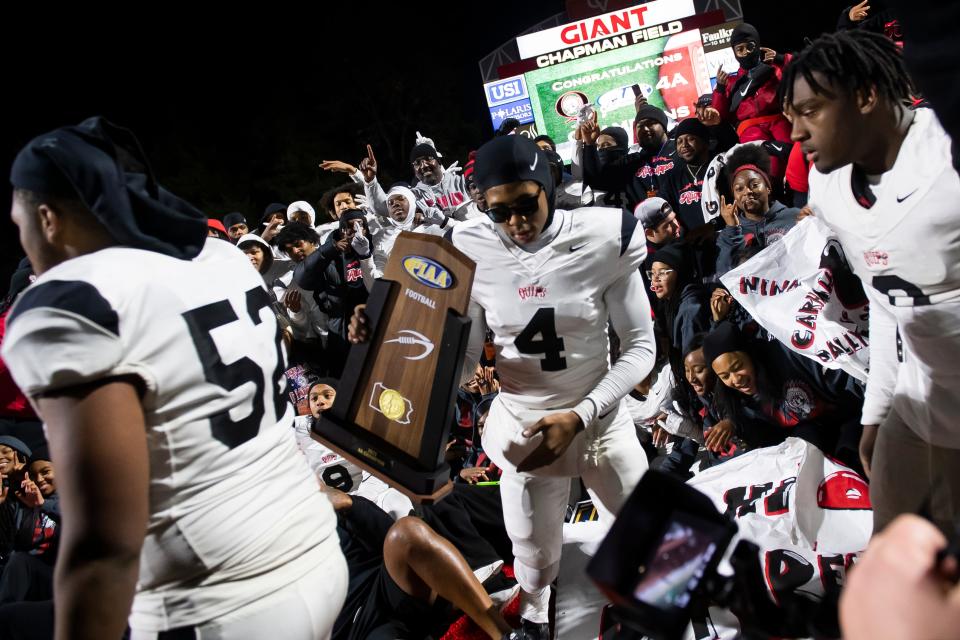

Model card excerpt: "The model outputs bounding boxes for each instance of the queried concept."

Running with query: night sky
[1,1,847,287]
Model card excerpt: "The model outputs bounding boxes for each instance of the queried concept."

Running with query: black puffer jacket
[293,232,368,339]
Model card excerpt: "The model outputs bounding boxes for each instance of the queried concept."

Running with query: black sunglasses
[482,186,544,223]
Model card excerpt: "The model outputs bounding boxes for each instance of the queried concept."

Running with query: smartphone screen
[632,512,722,610]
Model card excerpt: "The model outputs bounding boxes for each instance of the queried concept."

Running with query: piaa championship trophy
[314,231,476,502]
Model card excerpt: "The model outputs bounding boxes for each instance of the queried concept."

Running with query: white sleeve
[349,169,364,184]
[272,279,311,339]
[363,176,389,217]
[459,300,488,386]
[286,307,310,339]
[861,286,900,426]
[663,406,705,443]
[360,257,382,292]
[571,269,656,428]
[2,282,127,396]
[570,141,584,180]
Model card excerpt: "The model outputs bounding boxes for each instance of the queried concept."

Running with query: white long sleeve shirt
[809,108,960,446]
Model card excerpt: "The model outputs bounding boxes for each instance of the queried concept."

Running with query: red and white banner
[720,217,871,381]
[516,0,695,59]
[684,437,872,638]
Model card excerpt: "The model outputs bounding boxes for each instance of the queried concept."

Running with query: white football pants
[483,395,647,606]
[130,547,348,640]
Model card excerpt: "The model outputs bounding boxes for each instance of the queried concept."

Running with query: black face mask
[736,46,762,70]
[599,147,627,165]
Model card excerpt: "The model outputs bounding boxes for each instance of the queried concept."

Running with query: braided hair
[781,30,914,108]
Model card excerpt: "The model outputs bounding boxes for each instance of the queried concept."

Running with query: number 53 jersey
[449,208,647,410]
[2,238,341,631]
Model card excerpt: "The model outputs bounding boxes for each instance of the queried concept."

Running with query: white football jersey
[449,208,646,409]
[2,238,341,630]
[809,108,960,446]
[292,415,363,492]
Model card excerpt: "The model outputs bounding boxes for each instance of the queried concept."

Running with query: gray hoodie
[237,233,327,341]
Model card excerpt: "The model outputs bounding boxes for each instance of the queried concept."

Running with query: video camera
[587,470,840,640]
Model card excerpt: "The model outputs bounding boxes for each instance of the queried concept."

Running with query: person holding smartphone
[278,215,376,377]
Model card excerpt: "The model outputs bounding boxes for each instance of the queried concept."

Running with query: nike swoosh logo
[569,242,589,252]
[530,154,538,171]
[739,79,752,97]
[769,143,783,152]
[896,189,918,203]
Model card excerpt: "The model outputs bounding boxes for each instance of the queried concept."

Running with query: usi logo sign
[485,76,528,107]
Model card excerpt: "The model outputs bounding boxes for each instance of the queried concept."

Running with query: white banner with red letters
[719,216,871,382]
[683,437,873,639]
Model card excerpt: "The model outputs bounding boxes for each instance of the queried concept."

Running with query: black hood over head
[11,116,207,260]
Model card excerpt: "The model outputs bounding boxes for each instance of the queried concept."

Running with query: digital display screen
[482,9,744,163]
[632,513,720,610]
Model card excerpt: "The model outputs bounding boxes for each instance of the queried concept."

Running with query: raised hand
[477,366,499,395]
[761,47,777,63]
[18,473,44,508]
[849,0,870,21]
[319,160,358,174]
[710,287,733,322]
[350,221,370,255]
[634,93,648,113]
[261,218,283,242]
[354,194,371,213]
[716,66,729,87]
[579,110,600,146]
[719,195,740,227]
[359,144,378,182]
[697,105,722,127]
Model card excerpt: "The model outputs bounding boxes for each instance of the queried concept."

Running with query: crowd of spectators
[3,2,959,638]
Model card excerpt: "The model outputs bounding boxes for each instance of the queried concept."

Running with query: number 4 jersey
[449,207,652,412]
[1,238,342,631]
[809,108,960,447]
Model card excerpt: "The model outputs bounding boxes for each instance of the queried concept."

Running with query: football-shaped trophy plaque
[313,232,475,503]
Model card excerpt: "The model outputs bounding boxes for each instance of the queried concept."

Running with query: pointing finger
[522,418,547,439]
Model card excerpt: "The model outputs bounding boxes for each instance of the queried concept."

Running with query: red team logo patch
[425,192,465,211]
[518,285,548,300]
[817,471,871,510]
[863,250,889,267]
[653,161,674,176]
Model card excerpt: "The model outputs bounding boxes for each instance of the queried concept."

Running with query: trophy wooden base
[314,232,474,504]
[310,426,453,504]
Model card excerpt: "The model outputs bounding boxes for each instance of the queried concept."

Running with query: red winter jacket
[712,54,793,126]
[0,310,36,420]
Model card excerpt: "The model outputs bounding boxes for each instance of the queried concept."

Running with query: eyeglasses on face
[646,268,674,281]
[482,186,544,223]
[412,157,438,170]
